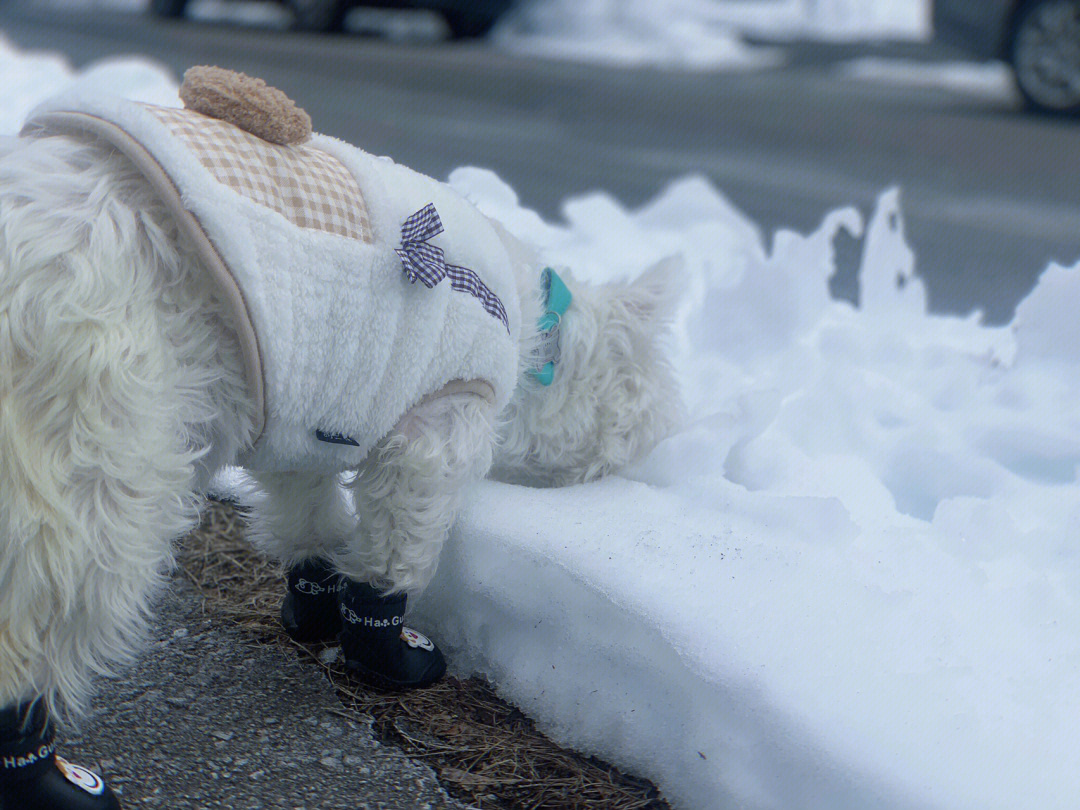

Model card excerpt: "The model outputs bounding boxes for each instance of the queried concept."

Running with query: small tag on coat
[315,429,361,447]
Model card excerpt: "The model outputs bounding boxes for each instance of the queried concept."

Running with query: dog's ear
[623,255,686,327]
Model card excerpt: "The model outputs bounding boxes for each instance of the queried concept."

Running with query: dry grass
[176,499,670,810]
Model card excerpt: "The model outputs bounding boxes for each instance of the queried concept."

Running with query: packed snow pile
[7,42,1080,810]
[491,0,785,70]
[431,170,1080,810]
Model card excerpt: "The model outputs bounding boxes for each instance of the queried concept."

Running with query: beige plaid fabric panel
[145,105,372,243]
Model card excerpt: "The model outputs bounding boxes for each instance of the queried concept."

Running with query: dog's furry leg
[0,136,253,722]
[336,392,497,595]
[0,387,202,724]
[245,472,356,567]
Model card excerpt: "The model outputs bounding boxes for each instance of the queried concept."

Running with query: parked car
[933,0,1080,114]
[151,0,515,38]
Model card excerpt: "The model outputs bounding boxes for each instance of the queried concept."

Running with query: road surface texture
[64,579,472,809]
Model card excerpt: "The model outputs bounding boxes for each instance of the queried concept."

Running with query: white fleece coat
[22,94,521,473]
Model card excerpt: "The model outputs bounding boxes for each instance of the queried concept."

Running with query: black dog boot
[280,558,345,644]
[338,580,446,690]
[0,701,120,810]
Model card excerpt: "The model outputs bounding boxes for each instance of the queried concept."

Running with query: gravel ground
[61,578,474,810]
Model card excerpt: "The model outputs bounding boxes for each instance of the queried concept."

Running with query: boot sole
[344,656,447,692]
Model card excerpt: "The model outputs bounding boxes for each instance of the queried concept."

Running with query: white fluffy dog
[0,70,681,805]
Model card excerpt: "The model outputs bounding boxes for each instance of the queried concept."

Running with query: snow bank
[491,0,785,70]
[421,168,1080,810]
[692,0,931,42]
[8,42,1080,810]
[492,0,930,68]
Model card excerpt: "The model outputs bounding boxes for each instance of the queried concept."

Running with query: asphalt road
[2,4,1079,323]
[66,579,470,810]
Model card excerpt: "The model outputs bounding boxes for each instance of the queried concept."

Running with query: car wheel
[287,0,346,32]
[1009,0,1080,114]
[442,10,502,39]
[150,0,188,16]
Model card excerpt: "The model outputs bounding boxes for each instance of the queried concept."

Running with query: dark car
[151,0,514,38]
[934,0,1080,114]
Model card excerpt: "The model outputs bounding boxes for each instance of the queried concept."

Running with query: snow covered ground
[6,37,1080,810]
[839,57,1018,104]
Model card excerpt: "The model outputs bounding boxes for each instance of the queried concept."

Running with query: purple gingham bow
[396,203,448,288]
[396,203,510,332]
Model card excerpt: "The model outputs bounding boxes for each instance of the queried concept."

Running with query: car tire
[287,0,346,32]
[442,10,502,39]
[150,0,188,17]
[1009,0,1080,114]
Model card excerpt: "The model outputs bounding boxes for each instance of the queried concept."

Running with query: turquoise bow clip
[528,268,572,386]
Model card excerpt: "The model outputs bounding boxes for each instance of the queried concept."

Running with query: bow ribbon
[394,203,511,333]
[395,203,447,288]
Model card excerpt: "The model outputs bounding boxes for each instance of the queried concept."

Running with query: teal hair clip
[528,268,572,386]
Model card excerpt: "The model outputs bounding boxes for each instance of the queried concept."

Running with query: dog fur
[0,131,683,724]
